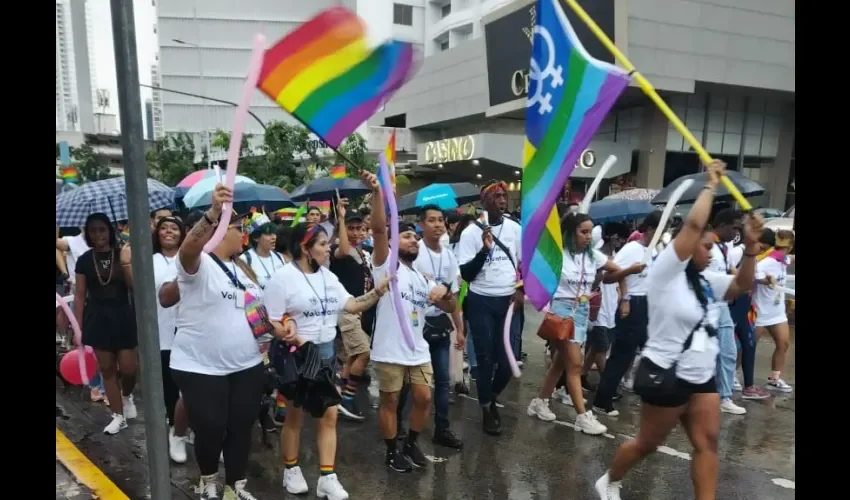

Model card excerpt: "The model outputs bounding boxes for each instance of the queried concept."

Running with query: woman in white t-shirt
[240,212,286,289]
[168,184,273,500]
[527,213,642,436]
[265,222,388,499]
[752,229,795,393]
[595,161,764,500]
[151,216,190,464]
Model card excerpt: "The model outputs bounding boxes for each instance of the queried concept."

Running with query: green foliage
[145,132,198,186]
[55,141,114,183]
[334,133,377,176]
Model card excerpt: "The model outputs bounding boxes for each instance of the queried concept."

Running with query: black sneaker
[386,448,412,473]
[612,393,623,402]
[432,428,463,450]
[482,407,501,436]
[338,399,365,422]
[402,442,427,468]
[469,367,478,381]
[581,375,596,392]
[489,401,502,425]
[259,410,277,433]
[396,426,408,441]
[273,409,286,427]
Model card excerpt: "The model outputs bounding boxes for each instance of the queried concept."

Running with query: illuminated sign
[423,136,476,164]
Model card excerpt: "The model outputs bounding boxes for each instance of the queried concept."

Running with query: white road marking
[425,455,448,463]
[771,478,795,489]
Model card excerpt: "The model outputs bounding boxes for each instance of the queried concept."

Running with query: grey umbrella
[651,171,765,205]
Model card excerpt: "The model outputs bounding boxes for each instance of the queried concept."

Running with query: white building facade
[55,0,98,133]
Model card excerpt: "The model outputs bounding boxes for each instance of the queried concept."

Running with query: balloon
[643,178,694,264]
[55,292,91,385]
[377,153,417,351]
[503,302,522,378]
[204,34,267,253]
[59,346,98,386]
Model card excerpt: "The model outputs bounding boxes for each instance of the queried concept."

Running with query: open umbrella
[589,198,657,223]
[56,177,174,227]
[290,177,370,202]
[176,169,217,188]
[652,171,764,205]
[185,183,295,214]
[182,174,256,209]
[605,188,659,201]
[397,182,480,214]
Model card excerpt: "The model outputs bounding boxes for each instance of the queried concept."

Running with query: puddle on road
[56,405,70,420]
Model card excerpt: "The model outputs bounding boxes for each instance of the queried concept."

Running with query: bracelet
[202,211,217,226]
[744,252,760,257]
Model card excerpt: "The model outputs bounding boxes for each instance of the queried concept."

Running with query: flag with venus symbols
[256,7,417,149]
[521,0,631,310]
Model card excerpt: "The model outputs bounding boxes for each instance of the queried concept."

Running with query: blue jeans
[317,340,335,361]
[465,319,476,369]
[715,304,736,400]
[429,337,451,431]
[510,306,524,361]
[730,295,757,388]
[465,292,514,407]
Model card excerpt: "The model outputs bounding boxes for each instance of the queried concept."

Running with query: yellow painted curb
[56,428,130,500]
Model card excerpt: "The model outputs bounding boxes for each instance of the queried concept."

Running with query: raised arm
[672,160,725,261]
[333,197,352,259]
[723,214,763,300]
[363,171,388,267]
[179,184,232,275]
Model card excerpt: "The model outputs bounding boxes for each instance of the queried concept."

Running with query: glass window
[393,4,413,26]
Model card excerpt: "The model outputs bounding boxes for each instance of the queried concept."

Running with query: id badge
[235,290,246,309]
[773,294,781,306]
[690,328,707,352]
[412,311,420,328]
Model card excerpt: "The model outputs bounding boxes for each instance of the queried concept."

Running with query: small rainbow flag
[521,0,631,310]
[60,166,78,185]
[329,165,346,180]
[257,7,417,149]
[383,128,397,191]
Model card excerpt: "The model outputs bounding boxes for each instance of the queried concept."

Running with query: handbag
[423,313,454,344]
[537,311,575,342]
[588,291,602,322]
[210,254,275,339]
[633,277,716,400]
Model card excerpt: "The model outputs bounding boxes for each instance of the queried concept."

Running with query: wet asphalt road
[56,305,795,500]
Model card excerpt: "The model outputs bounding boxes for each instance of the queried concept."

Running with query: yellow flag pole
[563,0,752,211]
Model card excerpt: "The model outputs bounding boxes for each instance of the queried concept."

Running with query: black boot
[482,406,501,436]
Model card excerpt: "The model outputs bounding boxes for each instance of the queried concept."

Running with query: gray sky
[90,0,156,120]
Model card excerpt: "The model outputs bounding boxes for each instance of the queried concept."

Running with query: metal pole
[109,2,170,499]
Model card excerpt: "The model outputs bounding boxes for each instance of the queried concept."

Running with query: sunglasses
[228,222,244,231]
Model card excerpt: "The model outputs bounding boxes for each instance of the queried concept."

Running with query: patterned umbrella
[604,188,659,201]
[56,177,175,227]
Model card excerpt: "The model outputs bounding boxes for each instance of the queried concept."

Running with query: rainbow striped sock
[319,464,334,476]
[275,393,287,417]
[341,379,358,402]
[284,457,298,469]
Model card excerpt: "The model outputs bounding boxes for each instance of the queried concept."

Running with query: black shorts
[638,359,717,408]
[587,325,612,351]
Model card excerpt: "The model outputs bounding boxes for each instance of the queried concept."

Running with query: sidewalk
[56,461,93,500]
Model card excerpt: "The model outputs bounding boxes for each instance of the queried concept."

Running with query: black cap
[398,221,416,234]
[344,210,365,223]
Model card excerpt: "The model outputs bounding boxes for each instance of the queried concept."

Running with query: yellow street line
[56,428,130,500]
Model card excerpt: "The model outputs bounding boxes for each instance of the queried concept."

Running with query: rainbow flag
[257,7,417,148]
[60,166,78,185]
[521,0,631,310]
[384,128,396,190]
[329,165,346,180]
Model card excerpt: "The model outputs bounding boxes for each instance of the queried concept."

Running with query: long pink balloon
[503,302,522,378]
[55,292,89,385]
[377,153,416,351]
[204,34,267,253]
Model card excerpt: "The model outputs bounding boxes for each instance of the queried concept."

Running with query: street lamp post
[173,19,212,168]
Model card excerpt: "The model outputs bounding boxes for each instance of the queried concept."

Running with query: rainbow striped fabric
[329,165,346,180]
[60,166,78,185]
[521,0,631,310]
[384,128,396,190]
[257,7,416,148]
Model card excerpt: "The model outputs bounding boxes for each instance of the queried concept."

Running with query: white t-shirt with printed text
[456,216,521,297]
[554,249,608,300]
[413,240,460,317]
[240,249,286,289]
[753,256,788,326]
[613,241,655,297]
[153,253,178,351]
[264,263,352,344]
[170,253,264,376]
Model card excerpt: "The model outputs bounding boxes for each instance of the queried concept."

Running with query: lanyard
[487,222,505,264]
[253,250,278,279]
[296,263,328,321]
[425,245,444,282]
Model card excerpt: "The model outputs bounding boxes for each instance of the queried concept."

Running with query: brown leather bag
[537,312,575,342]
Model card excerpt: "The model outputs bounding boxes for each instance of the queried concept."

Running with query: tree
[146,132,198,186]
[334,133,377,176]
[55,142,113,183]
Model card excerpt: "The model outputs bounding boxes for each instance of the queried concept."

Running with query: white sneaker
[198,473,221,500]
[168,427,187,464]
[766,378,793,393]
[224,479,257,500]
[526,398,557,422]
[316,473,349,500]
[282,466,309,494]
[575,411,607,435]
[720,399,747,415]
[553,387,586,407]
[621,378,634,392]
[595,472,623,500]
[122,394,138,420]
[103,413,127,435]
[219,452,225,463]
[517,360,524,368]
[733,377,743,391]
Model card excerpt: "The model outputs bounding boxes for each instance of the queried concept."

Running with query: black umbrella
[290,177,370,202]
[651,171,765,205]
[397,182,481,214]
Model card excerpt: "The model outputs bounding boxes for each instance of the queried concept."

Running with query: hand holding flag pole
[563,0,752,211]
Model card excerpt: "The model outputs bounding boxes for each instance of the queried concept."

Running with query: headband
[481,181,507,199]
[775,235,793,248]
[300,224,324,245]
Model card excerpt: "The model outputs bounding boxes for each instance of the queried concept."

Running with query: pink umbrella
[176,170,216,188]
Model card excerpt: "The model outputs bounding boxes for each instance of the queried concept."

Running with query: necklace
[425,244,444,282]
[296,262,329,324]
[93,250,115,286]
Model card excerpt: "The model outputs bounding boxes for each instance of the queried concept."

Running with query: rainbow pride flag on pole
[384,128,397,191]
[329,164,346,180]
[257,7,417,148]
[521,0,631,310]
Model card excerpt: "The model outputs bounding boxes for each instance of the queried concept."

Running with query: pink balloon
[56,292,89,385]
[59,347,98,386]
[503,302,522,378]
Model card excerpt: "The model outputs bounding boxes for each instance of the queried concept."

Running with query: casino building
[371,0,795,209]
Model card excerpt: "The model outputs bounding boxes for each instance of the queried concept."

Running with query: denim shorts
[316,340,335,361]
[550,298,590,345]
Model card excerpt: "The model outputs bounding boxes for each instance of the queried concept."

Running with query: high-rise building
[145,99,155,140]
[55,0,98,133]
[151,55,165,139]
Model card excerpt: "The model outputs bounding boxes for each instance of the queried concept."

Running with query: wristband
[744,252,759,257]
[203,211,218,226]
